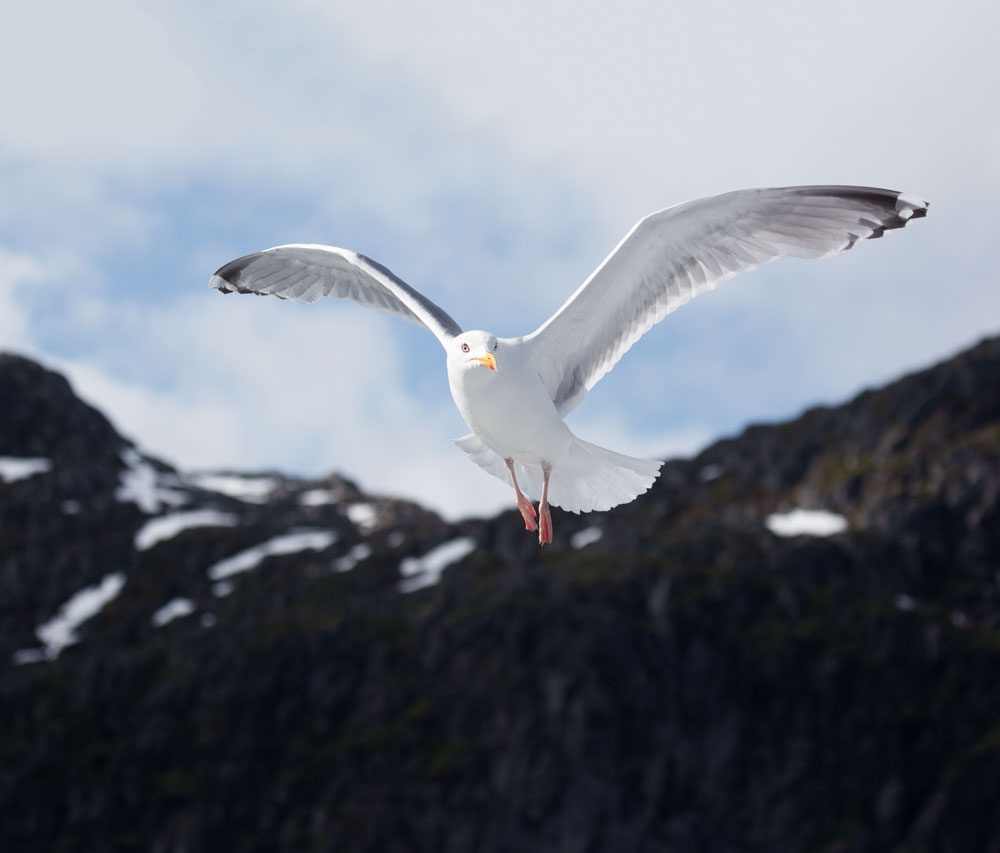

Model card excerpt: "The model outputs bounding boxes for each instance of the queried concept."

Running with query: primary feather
[210,243,462,345]
[521,186,928,416]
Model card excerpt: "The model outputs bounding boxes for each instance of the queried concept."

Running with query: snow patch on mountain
[135,509,240,551]
[399,537,476,593]
[570,526,603,549]
[13,572,126,664]
[765,508,848,537]
[116,449,187,513]
[187,472,279,503]
[0,456,52,483]
[207,530,338,581]
[151,597,196,627]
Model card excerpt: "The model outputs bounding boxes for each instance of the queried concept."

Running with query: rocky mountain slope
[1,338,998,852]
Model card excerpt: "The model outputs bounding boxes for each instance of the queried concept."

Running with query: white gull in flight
[211,185,928,545]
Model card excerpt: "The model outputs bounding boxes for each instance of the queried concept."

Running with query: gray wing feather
[522,185,928,416]
[210,244,462,345]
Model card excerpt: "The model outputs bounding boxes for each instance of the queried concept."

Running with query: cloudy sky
[2,0,997,519]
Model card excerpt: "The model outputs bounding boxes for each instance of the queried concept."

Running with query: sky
[1,0,997,519]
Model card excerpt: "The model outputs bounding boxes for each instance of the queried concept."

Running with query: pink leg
[538,464,553,546]
[505,458,537,531]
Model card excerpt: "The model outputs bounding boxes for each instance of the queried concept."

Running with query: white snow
[699,463,724,482]
[188,472,279,503]
[765,508,848,537]
[346,502,380,530]
[12,648,48,665]
[894,593,916,612]
[151,597,196,627]
[116,448,187,513]
[13,572,127,663]
[570,526,603,549]
[212,580,234,597]
[207,529,338,580]
[134,509,239,551]
[399,537,476,593]
[299,488,340,506]
[116,449,159,512]
[0,456,52,483]
[334,543,372,572]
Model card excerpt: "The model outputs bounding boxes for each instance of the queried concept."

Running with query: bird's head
[448,331,499,375]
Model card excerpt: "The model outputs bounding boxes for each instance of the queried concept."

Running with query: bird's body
[448,333,566,470]
[445,329,662,537]
[211,185,928,544]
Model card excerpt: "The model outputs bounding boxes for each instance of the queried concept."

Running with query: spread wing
[521,186,928,416]
[210,244,462,346]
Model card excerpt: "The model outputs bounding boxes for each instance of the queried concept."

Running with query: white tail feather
[453,433,662,513]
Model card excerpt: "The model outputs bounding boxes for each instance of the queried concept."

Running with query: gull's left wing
[210,244,462,347]
[520,186,928,416]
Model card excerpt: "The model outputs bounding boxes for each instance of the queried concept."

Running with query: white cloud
[49,289,513,519]
[0,249,41,352]
[1,0,997,525]
[0,3,203,165]
[299,0,1000,210]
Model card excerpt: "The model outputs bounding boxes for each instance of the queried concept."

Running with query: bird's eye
[493,342,498,351]
[461,343,470,353]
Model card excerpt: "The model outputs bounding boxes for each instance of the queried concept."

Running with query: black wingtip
[824,187,929,237]
[209,253,262,293]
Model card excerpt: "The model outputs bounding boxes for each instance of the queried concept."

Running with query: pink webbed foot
[537,463,552,546]
[538,503,552,546]
[505,457,538,532]
[517,496,537,531]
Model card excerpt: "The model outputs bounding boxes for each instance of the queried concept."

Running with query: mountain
[1,338,998,852]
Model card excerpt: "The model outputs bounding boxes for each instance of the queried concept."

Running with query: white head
[447,330,500,376]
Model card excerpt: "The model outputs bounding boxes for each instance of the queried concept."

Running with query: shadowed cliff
[1,337,998,852]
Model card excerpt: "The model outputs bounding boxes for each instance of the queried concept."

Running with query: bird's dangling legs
[538,463,553,546]
[505,457,537,532]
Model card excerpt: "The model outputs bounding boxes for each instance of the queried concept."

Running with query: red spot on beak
[476,352,497,370]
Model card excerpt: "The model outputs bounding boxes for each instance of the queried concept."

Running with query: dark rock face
[0,354,142,651]
[1,340,998,852]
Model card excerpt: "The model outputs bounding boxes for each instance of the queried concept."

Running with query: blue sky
[2,0,998,518]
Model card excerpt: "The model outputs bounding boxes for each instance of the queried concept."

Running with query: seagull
[210,185,927,545]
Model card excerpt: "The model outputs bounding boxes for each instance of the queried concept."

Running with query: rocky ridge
[1,338,998,852]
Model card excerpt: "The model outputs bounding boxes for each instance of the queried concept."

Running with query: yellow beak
[476,352,497,371]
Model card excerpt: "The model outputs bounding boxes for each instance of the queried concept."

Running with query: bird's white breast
[448,345,573,468]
